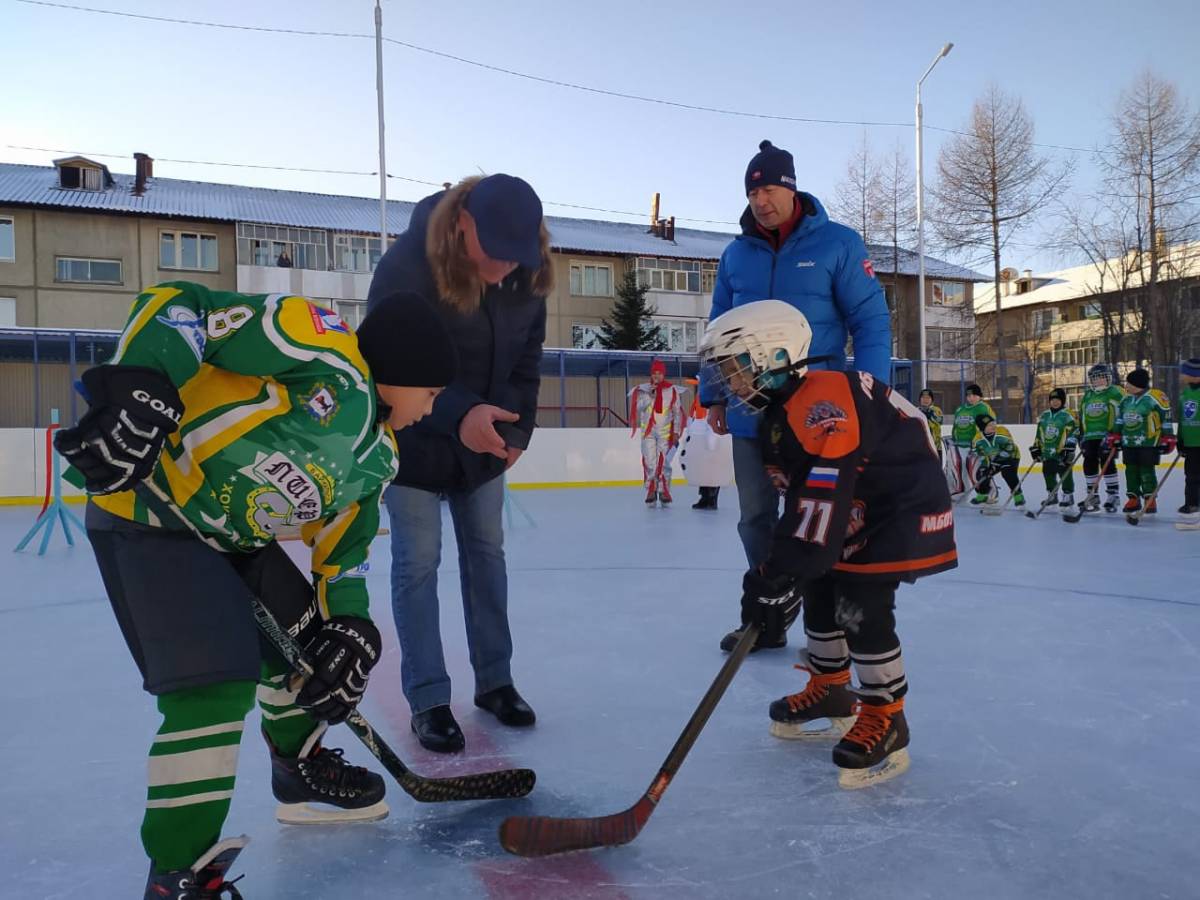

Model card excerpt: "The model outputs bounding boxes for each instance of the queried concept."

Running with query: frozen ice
[3,475,1198,899]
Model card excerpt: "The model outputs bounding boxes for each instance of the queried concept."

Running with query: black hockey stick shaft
[1064,443,1119,523]
[499,621,761,857]
[131,480,534,802]
[1128,451,1182,525]
[1026,462,1072,519]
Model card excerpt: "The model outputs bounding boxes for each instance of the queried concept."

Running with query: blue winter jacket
[700,192,892,438]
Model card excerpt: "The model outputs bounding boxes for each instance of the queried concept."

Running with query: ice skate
[1102,494,1118,513]
[1012,490,1026,508]
[1122,495,1141,514]
[969,492,990,507]
[145,835,248,899]
[659,484,673,506]
[768,654,856,741]
[1059,495,1076,517]
[1176,505,1200,530]
[833,695,910,790]
[645,488,657,506]
[269,726,388,825]
[1143,497,1157,515]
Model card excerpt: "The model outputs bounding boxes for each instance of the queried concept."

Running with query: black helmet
[1049,388,1066,405]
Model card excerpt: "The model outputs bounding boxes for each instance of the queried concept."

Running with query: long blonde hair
[425,176,555,314]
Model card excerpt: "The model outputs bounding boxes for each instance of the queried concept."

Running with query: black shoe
[268,727,387,824]
[719,624,787,653]
[145,836,247,899]
[411,705,465,753]
[474,684,537,727]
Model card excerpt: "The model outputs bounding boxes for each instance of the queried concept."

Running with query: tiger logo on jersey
[805,401,848,435]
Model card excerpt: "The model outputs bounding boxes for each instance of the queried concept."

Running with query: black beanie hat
[745,140,797,196]
[355,292,458,388]
[1049,387,1066,404]
[1126,368,1150,390]
[966,383,983,398]
[975,413,995,431]
[919,388,934,400]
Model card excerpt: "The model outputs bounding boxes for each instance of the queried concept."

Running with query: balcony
[236,265,374,302]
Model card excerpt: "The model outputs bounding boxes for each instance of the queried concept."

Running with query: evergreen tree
[598,270,667,351]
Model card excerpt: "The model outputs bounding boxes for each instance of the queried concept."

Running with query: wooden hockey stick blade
[132,482,536,803]
[499,622,761,857]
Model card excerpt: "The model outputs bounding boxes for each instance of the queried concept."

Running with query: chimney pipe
[133,152,153,195]
[1022,268,1032,282]
[650,193,661,231]
[665,216,675,242]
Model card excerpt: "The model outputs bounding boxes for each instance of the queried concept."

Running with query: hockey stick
[1064,442,1120,524]
[981,462,1037,516]
[132,480,536,803]
[1127,451,1182,526]
[1024,461,1074,520]
[498,622,761,857]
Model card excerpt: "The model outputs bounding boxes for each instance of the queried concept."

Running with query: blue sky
[2,0,1198,274]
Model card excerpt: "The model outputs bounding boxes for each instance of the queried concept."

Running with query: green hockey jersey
[82,282,398,620]
[951,401,995,448]
[1077,385,1124,440]
[972,426,1020,465]
[1177,384,1200,449]
[1117,389,1172,448]
[1034,408,1079,459]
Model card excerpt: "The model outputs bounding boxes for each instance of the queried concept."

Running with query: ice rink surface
[4,476,1199,899]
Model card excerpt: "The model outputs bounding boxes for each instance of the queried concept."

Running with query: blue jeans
[732,436,780,569]
[383,476,513,714]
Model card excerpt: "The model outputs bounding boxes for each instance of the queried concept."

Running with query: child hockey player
[1077,363,1125,512]
[54,282,456,899]
[1031,388,1079,514]
[630,360,686,506]
[947,384,994,496]
[699,300,956,789]
[1178,358,1200,525]
[918,389,943,460]
[1115,368,1173,515]
[971,414,1025,508]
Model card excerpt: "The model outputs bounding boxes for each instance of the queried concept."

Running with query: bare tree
[831,131,883,245]
[1102,71,1200,369]
[875,141,917,353]
[931,85,1072,415]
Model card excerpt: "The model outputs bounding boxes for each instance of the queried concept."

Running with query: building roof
[973,243,1200,315]
[0,161,983,275]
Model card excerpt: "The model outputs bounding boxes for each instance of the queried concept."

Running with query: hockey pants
[641,434,676,494]
[1081,438,1120,499]
[1123,447,1160,498]
[801,576,907,702]
[976,462,1020,497]
[1042,458,1075,496]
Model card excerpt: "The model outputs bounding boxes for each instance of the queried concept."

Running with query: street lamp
[916,41,953,390]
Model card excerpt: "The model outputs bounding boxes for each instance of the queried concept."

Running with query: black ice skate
[1102,494,1119,513]
[720,623,787,653]
[832,695,910,790]
[768,655,856,740]
[269,725,388,825]
[645,489,658,506]
[145,835,247,899]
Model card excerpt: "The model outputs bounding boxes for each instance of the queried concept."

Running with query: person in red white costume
[630,360,686,506]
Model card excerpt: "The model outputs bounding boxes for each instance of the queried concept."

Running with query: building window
[58,165,103,191]
[0,216,13,261]
[0,297,14,326]
[160,231,218,271]
[569,262,613,297]
[1053,338,1102,367]
[651,317,702,353]
[636,257,714,294]
[571,323,603,349]
[929,281,965,307]
[1032,308,1058,334]
[55,257,122,284]
[334,300,367,329]
[925,327,973,359]
[1079,301,1102,320]
[333,235,383,273]
[236,223,327,270]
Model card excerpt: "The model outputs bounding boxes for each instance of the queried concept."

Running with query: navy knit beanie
[356,292,458,388]
[975,413,995,432]
[1181,358,1200,377]
[745,140,797,195]
[1126,368,1150,390]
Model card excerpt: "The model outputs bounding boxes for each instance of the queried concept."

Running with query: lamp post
[916,41,953,390]
[375,0,389,256]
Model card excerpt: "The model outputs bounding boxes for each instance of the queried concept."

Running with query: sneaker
[1178,504,1200,515]
[1123,495,1141,514]
[832,696,911,790]
[145,836,248,899]
[768,658,856,740]
[269,726,387,824]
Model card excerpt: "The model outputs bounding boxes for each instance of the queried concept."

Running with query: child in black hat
[970,413,1025,508]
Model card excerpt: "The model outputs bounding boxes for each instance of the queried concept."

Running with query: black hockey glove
[1029,444,1042,462]
[742,567,802,631]
[1060,445,1076,467]
[296,616,381,724]
[54,365,183,495]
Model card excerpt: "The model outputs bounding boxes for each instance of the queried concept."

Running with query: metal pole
[915,42,953,391]
[375,1,389,254]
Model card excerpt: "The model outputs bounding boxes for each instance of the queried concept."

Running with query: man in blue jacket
[702,140,892,653]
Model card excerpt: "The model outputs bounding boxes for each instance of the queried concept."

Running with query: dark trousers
[1184,446,1200,507]
[801,575,906,701]
[977,461,1020,496]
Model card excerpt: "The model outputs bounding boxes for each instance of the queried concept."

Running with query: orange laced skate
[768,662,855,741]
[832,697,910,789]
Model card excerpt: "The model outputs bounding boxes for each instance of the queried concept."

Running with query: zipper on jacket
[768,248,778,296]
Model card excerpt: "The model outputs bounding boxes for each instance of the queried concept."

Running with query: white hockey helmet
[699,300,814,410]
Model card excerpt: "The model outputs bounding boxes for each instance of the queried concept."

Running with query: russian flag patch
[805,466,839,489]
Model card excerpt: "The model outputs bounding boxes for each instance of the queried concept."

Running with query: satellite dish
[1000,267,1019,281]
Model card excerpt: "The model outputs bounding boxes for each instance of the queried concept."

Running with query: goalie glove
[296,617,382,724]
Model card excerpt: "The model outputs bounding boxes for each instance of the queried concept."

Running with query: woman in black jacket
[366,174,552,752]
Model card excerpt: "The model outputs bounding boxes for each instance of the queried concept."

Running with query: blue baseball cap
[464,174,544,270]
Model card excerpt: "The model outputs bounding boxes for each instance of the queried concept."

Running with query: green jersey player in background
[54,282,457,899]
[918,389,943,459]
[1116,368,1174,515]
[946,383,995,496]
[1076,363,1124,512]
[1030,388,1080,514]
[970,414,1025,508]
[1177,358,1200,523]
